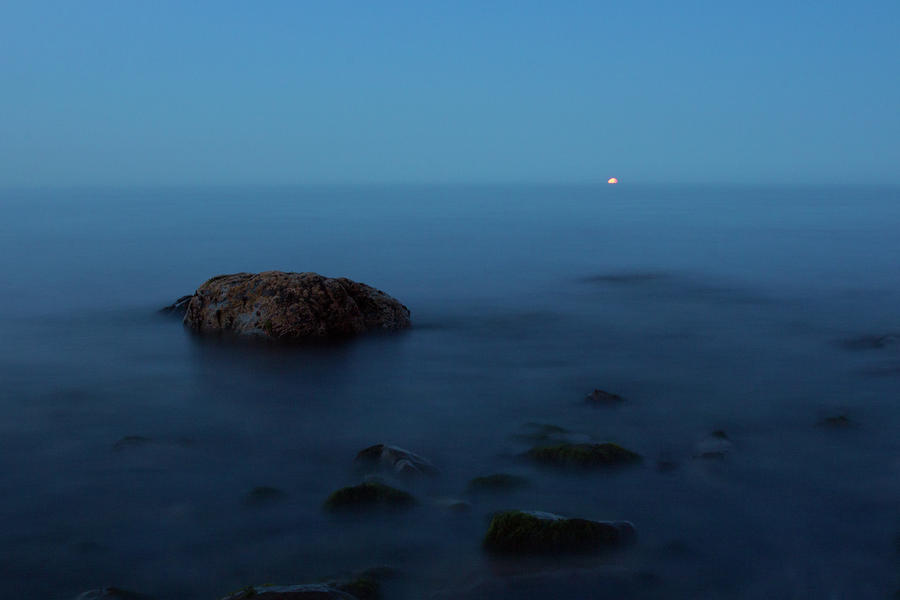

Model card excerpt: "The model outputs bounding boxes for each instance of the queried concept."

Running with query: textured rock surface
[180,271,410,340]
[354,444,438,477]
[483,510,635,554]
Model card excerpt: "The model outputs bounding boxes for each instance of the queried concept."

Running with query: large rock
[483,510,635,554]
[179,271,410,340]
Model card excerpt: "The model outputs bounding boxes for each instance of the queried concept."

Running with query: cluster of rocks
[144,276,885,599]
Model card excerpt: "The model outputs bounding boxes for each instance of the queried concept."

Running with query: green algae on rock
[178,271,411,341]
[525,442,641,468]
[483,510,635,554]
[323,481,416,512]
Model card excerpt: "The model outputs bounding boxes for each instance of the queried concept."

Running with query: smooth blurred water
[1,184,899,599]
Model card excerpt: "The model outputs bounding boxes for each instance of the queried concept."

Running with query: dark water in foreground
[1,185,899,599]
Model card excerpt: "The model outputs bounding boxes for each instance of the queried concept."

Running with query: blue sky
[2,1,898,185]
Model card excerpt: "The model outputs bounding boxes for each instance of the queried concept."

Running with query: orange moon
[607,177,618,184]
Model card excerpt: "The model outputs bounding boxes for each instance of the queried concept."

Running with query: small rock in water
[243,486,287,507]
[585,389,624,404]
[220,584,357,599]
[75,588,153,600]
[483,510,635,554]
[525,442,641,469]
[113,436,153,451]
[159,294,192,316]
[693,431,733,459]
[840,333,899,350]
[223,567,396,600]
[510,422,591,445]
[323,481,416,512]
[433,497,473,513]
[354,444,438,477]
[819,414,854,428]
[466,473,530,494]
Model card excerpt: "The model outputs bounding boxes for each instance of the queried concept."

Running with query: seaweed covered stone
[483,510,635,554]
[525,442,641,469]
[179,271,411,341]
[323,481,416,512]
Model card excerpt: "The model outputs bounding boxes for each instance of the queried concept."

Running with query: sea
[1,184,898,599]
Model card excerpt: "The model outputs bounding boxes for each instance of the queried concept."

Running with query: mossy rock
[483,510,635,554]
[323,482,416,512]
[466,473,530,494]
[525,442,641,469]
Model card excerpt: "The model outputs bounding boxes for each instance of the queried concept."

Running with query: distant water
[1,184,899,599]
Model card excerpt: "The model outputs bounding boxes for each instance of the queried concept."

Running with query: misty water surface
[1,184,899,599]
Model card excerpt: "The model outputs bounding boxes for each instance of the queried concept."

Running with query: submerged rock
[818,414,854,428]
[510,423,590,445]
[466,473,529,494]
[178,271,411,341]
[434,497,472,513]
[112,435,153,451]
[525,442,641,469]
[221,584,357,599]
[323,481,416,512]
[223,568,394,600]
[585,389,624,405]
[483,510,635,554]
[75,589,153,600]
[354,444,438,477]
[840,333,899,350]
[159,294,192,316]
[693,431,733,459]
